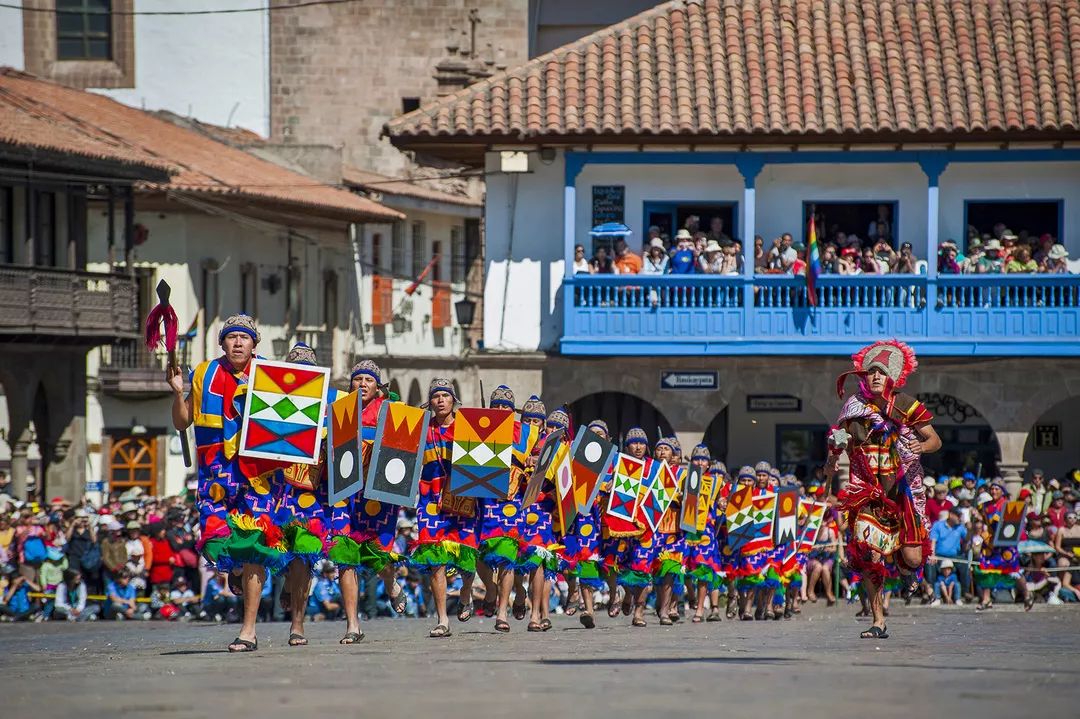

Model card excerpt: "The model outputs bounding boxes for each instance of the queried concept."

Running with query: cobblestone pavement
[3,604,1078,719]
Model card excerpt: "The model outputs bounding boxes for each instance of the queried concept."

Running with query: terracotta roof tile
[341,167,480,208]
[0,69,401,222]
[386,0,1080,148]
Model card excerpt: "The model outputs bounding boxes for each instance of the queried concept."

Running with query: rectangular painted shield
[327,389,363,505]
[680,465,707,533]
[993,500,1027,548]
[606,453,645,524]
[522,428,565,507]
[726,488,777,554]
[569,428,617,513]
[239,359,330,464]
[789,500,829,563]
[512,421,540,469]
[364,402,430,508]
[773,486,800,545]
[552,441,576,534]
[449,408,515,499]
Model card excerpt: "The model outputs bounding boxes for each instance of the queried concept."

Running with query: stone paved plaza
[2,604,1078,719]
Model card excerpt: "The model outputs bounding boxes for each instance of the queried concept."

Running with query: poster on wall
[591,185,625,226]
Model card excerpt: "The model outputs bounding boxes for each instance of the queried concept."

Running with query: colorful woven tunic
[686,483,726,591]
[562,502,604,590]
[410,419,479,574]
[975,498,1021,590]
[477,421,528,570]
[190,356,288,574]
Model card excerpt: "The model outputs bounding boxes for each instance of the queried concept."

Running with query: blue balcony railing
[561,274,1080,356]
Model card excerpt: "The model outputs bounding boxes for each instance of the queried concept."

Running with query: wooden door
[108,436,158,496]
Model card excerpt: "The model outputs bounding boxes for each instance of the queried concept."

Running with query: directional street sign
[660,371,718,391]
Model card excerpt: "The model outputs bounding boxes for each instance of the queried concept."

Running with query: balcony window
[451,226,465,283]
[56,0,112,61]
[411,221,426,278]
[323,270,339,329]
[371,232,384,271]
[33,191,57,267]
[0,186,12,263]
[965,200,1062,251]
[240,263,258,316]
[391,222,405,275]
[431,240,443,282]
[804,201,898,248]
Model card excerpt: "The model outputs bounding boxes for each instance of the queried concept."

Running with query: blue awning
[589,222,632,237]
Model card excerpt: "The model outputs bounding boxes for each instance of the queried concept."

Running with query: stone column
[995,429,1030,497]
[9,438,30,502]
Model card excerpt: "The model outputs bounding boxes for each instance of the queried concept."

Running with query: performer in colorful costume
[412,378,477,638]
[734,462,778,620]
[617,427,656,628]
[776,474,807,620]
[687,448,727,622]
[169,314,283,652]
[974,480,1032,610]
[331,360,409,644]
[826,339,941,639]
[652,437,684,625]
[560,419,611,630]
[478,385,526,633]
[510,395,547,622]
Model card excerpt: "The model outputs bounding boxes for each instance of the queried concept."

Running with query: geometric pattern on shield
[327,389,363,505]
[238,359,330,465]
[364,402,431,508]
[992,500,1027,548]
[449,408,514,499]
[773,486,800,545]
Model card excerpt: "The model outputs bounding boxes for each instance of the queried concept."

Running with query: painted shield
[635,459,675,535]
[239,359,330,464]
[365,402,430,508]
[569,428,617,513]
[553,441,576,534]
[773,486,800,545]
[512,421,540,469]
[449,408,515,499]
[606,453,645,523]
[327,389,363,505]
[790,500,829,562]
[680,465,705,533]
[993,500,1027,548]
[522,428,565,507]
[726,487,776,554]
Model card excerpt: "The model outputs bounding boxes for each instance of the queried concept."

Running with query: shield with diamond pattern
[239,359,330,464]
[726,487,777,554]
[605,453,645,524]
[449,408,515,499]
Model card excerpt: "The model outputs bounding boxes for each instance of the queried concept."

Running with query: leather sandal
[227,637,257,652]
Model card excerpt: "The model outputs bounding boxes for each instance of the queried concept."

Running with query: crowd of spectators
[2,463,1077,624]
[575,208,1072,278]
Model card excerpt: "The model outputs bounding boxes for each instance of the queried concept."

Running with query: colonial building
[386,0,1080,487]
[0,69,401,501]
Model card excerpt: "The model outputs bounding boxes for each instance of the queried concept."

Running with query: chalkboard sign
[592,185,625,226]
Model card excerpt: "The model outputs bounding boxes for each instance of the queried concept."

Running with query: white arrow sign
[660,371,718,390]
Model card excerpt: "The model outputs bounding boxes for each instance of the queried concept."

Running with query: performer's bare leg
[541,578,552,621]
[528,567,545,626]
[565,575,580,614]
[495,567,515,622]
[430,565,450,628]
[378,565,404,612]
[656,576,673,621]
[631,585,650,624]
[581,585,595,617]
[458,570,476,618]
[338,567,363,638]
[861,573,886,634]
[285,559,311,644]
[229,563,264,650]
[476,560,497,608]
[693,583,708,621]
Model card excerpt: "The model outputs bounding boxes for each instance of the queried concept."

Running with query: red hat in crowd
[1019,488,1032,500]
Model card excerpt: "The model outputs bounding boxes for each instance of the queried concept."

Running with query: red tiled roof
[386,0,1080,147]
[342,166,481,208]
[0,69,402,223]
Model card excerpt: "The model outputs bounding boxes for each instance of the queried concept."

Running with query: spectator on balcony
[820,243,840,274]
[590,246,615,274]
[1033,234,1055,266]
[753,235,768,272]
[669,230,698,274]
[867,204,892,242]
[1006,246,1038,273]
[837,246,858,274]
[895,242,919,274]
[961,239,984,273]
[1044,244,1071,274]
[699,240,724,274]
[1001,232,1020,261]
[939,243,962,275]
[767,234,797,271]
[642,238,669,275]
[707,216,731,245]
[992,222,1006,240]
[683,215,701,234]
[856,246,885,274]
[977,239,1006,273]
[573,245,591,274]
[612,239,642,275]
[723,240,743,275]
[873,239,898,272]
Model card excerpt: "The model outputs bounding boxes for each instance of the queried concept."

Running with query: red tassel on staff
[144,303,178,352]
[404,254,440,296]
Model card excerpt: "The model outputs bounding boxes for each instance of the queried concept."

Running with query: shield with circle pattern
[364,402,430,508]
[327,389,362,505]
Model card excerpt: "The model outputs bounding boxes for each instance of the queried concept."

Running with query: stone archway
[567,391,674,448]
[914,392,1001,479]
[406,379,422,407]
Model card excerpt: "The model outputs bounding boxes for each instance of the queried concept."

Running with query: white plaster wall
[0,3,25,69]
[756,162,928,249]
[483,153,564,352]
[938,161,1080,246]
[101,0,269,136]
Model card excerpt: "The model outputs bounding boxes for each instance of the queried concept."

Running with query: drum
[854,511,900,555]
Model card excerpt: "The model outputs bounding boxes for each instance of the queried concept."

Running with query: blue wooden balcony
[561,274,1080,356]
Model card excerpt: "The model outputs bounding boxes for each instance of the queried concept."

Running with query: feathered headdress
[836,339,918,399]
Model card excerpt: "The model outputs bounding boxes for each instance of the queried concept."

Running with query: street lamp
[455,297,476,350]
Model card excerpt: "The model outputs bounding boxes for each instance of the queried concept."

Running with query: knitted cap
[521,395,546,422]
[285,342,317,366]
[690,444,710,461]
[655,437,676,453]
[350,359,382,384]
[710,460,728,477]
[625,427,648,447]
[428,377,457,402]
[586,419,610,437]
[218,314,260,344]
[780,473,798,485]
[546,407,570,431]
[755,461,773,474]
[738,465,756,481]
[769,467,780,481]
[489,384,515,411]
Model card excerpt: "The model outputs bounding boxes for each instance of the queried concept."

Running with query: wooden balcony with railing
[0,264,139,343]
[98,338,192,397]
